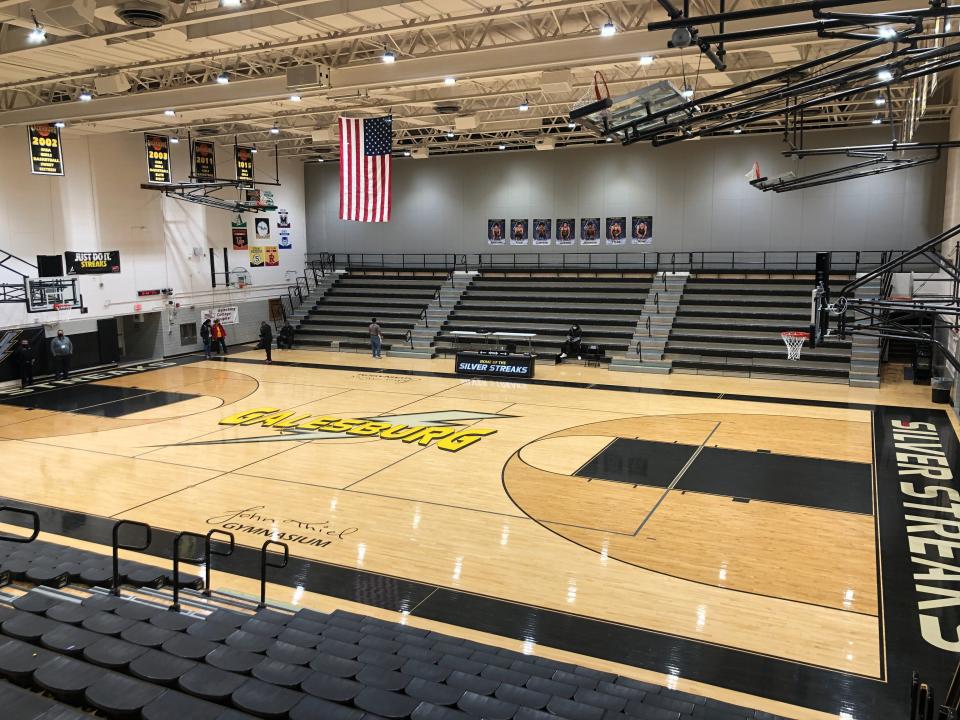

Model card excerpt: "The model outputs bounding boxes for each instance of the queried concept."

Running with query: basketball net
[744,161,761,181]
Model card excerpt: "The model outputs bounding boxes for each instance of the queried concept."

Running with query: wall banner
[192,139,217,182]
[510,219,528,246]
[532,219,551,246]
[278,229,292,250]
[144,134,172,184]
[28,124,64,176]
[249,246,264,267]
[580,218,601,246]
[631,216,654,245]
[556,218,575,246]
[235,146,255,185]
[231,217,248,250]
[64,250,121,275]
[487,219,506,246]
[201,306,239,325]
[265,246,280,267]
[254,217,271,241]
[277,209,291,228]
[606,217,626,246]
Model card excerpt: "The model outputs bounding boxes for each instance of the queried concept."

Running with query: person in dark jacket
[259,321,273,363]
[559,323,582,360]
[50,330,73,379]
[200,319,212,359]
[277,322,295,350]
[15,339,35,388]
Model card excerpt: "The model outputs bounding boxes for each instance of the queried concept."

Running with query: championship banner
[532,219,551,246]
[631,215,653,245]
[231,217,248,250]
[556,218,575,246]
[192,139,216,182]
[487,219,505,246]
[249,246,264,267]
[235,146,255,185]
[265,246,279,267]
[144,134,172,184]
[580,218,601,246]
[510,219,528,246]
[65,250,121,275]
[201,306,239,326]
[28,124,64,176]
[606,217,626,246]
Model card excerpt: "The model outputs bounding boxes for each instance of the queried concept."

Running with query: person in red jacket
[212,319,228,354]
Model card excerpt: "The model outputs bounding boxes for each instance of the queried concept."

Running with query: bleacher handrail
[203,529,236,597]
[258,540,289,609]
[111,520,152,596]
[0,506,40,544]
[306,249,933,274]
[170,531,206,612]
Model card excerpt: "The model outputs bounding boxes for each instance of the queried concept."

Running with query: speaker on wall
[36,255,64,278]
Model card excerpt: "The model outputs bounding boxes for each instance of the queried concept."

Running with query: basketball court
[0,348,953,719]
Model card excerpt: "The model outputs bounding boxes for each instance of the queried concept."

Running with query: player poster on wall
[277,209,291,228]
[265,246,279,267]
[606,217,626,246]
[231,217,248,250]
[249,246,264,267]
[631,216,653,245]
[510,219,528,246]
[532,219,551,246]
[254,217,271,241]
[278,229,291,250]
[487,219,505,246]
[556,218,575,246]
[580,218,600,246]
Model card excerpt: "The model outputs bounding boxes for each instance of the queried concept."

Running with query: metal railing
[306,249,938,274]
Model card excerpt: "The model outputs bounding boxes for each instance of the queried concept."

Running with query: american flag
[339,115,392,222]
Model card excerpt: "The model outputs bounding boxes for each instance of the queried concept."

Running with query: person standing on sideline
[15,339,35,388]
[50,329,73,379]
[212,319,228,354]
[200,319,212,359]
[369,317,383,358]
[259,321,273,364]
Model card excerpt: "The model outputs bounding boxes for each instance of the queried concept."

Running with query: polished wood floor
[0,348,950,720]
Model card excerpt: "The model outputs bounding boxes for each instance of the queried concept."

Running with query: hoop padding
[781,331,809,361]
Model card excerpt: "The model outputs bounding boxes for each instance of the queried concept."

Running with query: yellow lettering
[219,408,278,426]
[436,428,497,452]
[402,427,456,446]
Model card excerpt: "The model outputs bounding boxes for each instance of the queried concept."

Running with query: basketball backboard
[25,277,81,313]
[570,76,693,141]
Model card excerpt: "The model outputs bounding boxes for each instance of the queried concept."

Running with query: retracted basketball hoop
[781,331,809,360]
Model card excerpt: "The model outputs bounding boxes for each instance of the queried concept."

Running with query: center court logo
[155,409,509,452]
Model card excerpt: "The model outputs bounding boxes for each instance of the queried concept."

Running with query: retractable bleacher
[0,524,787,720]
[665,274,853,382]
[295,272,446,353]
[434,272,653,359]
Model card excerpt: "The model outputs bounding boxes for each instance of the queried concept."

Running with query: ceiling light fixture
[872,114,883,125]
[600,21,616,37]
[216,72,230,84]
[875,96,886,106]
[518,97,530,112]
[170,136,179,144]
[733,126,743,134]
[220,0,242,6]
[568,122,576,129]
[878,26,897,39]
[53,121,66,128]
[947,20,953,32]
[878,68,894,82]
[270,124,280,135]
[639,55,655,66]
[498,143,506,150]
[403,150,410,156]
[444,77,456,86]
[164,109,176,117]
[78,90,92,102]
[605,137,613,142]
[289,94,301,102]
[382,49,396,63]
[680,85,695,100]
[28,11,45,42]
[251,148,258,153]
[446,131,455,138]
[317,158,324,163]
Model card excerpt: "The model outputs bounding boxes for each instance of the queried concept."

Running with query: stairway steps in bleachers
[677,296,812,308]
[337,280,449,289]
[666,342,849,364]
[298,327,412,339]
[443,324,633,339]
[678,306,810,319]
[470,282,651,292]
[321,297,431,308]
[450,313,640,326]
[464,292,644,304]
[669,331,850,348]
[455,301,644,312]
[303,308,424,319]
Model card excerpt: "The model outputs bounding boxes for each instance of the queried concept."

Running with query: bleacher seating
[434,273,652,359]
[665,275,853,381]
[295,272,447,353]
[0,535,786,720]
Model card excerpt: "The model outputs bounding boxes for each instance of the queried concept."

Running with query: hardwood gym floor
[0,348,955,720]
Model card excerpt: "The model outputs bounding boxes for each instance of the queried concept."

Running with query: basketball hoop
[52,303,71,311]
[745,161,761,182]
[781,331,809,360]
